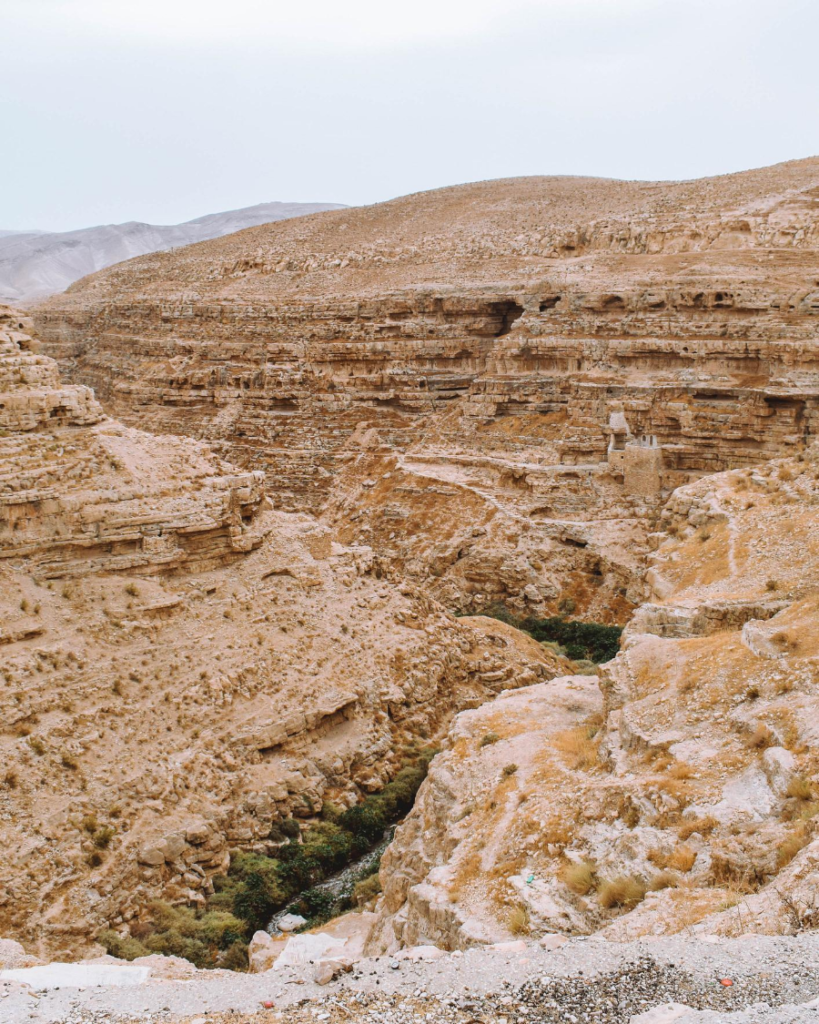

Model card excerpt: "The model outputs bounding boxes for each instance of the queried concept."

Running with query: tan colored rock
[0,938,42,969]
[33,160,819,612]
[0,313,568,960]
[368,447,819,948]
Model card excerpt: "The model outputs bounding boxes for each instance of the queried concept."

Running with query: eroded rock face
[32,160,819,614]
[0,312,569,960]
[368,447,819,949]
[0,307,265,579]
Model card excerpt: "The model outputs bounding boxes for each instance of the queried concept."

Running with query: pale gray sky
[2,0,818,231]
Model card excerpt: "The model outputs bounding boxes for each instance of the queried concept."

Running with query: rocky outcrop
[0,310,569,961]
[367,447,819,949]
[32,160,819,613]
[0,307,266,578]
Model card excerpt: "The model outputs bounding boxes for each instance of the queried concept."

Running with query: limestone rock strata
[0,314,569,960]
[0,307,265,578]
[368,447,819,950]
[34,161,819,612]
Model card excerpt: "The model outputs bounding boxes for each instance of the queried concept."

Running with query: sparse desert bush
[502,763,518,777]
[786,776,815,802]
[93,825,116,849]
[559,859,598,896]
[553,728,599,770]
[666,845,697,872]
[678,815,718,840]
[28,736,46,755]
[648,870,679,891]
[508,905,530,935]
[2,771,18,789]
[479,732,500,748]
[60,751,78,770]
[616,795,640,829]
[772,630,799,651]
[125,583,139,597]
[352,872,382,907]
[746,723,774,749]
[777,825,810,869]
[766,579,779,592]
[598,875,646,910]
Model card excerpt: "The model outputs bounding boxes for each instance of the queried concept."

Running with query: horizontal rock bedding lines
[34,160,819,517]
[0,306,572,960]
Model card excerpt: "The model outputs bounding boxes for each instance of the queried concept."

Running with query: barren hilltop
[2,159,819,1023]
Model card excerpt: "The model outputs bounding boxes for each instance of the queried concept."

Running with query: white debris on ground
[2,934,819,1024]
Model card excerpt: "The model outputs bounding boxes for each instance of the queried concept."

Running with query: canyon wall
[0,307,569,960]
[368,446,819,950]
[33,159,819,618]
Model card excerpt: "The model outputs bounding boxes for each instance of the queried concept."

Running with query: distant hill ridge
[0,201,346,304]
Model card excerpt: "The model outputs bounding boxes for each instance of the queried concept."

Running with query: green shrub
[219,940,249,971]
[352,872,382,906]
[206,743,435,940]
[480,607,622,663]
[279,818,301,839]
[294,887,337,924]
[101,743,435,970]
[93,825,116,849]
[99,901,249,970]
[97,930,149,961]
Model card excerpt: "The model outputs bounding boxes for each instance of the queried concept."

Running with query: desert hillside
[0,201,346,304]
[0,306,566,961]
[34,159,819,623]
[2,162,818,1019]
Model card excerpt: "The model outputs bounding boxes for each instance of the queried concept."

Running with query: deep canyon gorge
[3,160,819,1019]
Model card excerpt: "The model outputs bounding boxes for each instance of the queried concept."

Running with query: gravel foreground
[3,935,819,1024]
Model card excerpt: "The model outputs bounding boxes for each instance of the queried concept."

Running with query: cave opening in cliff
[491,300,525,336]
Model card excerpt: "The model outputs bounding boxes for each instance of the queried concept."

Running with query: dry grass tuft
[553,728,599,770]
[771,630,799,652]
[678,815,718,841]
[559,859,598,896]
[648,870,679,891]
[666,845,697,872]
[777,825,810,869]
[508,905,530,935]
[786,776,815,801]
[746,723,774,749]
[598,875,647,910]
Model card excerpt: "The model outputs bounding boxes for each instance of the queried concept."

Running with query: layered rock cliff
[33,159,819,616]
[0,307,569,960]
[367,447,819,950]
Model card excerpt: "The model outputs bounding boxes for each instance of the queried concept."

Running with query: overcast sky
[2,0,818,232]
